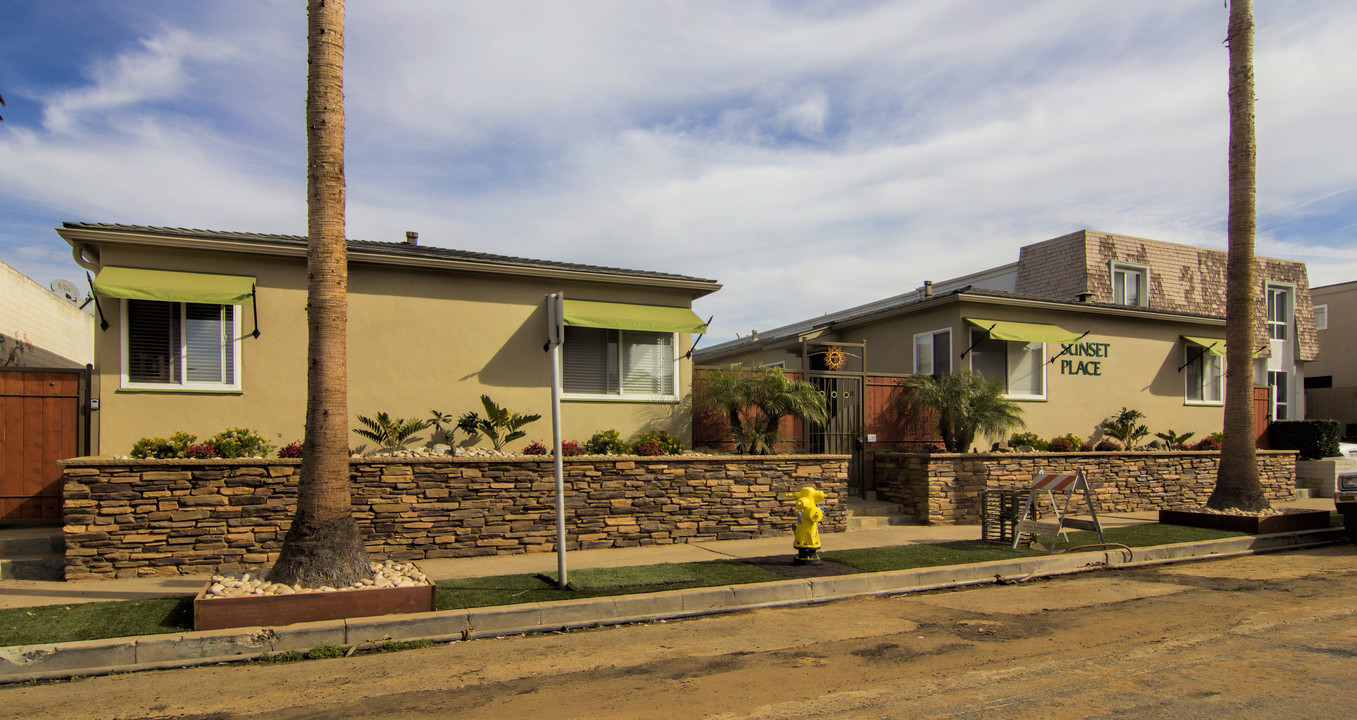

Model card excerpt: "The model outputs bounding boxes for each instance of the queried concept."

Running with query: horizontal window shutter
[1007,341,1043,396]
[622,331,674,395]
[184,303,224,383]
[127,300,175,383]
[564,326,614,394]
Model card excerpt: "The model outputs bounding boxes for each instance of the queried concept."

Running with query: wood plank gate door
[0,367,89,521]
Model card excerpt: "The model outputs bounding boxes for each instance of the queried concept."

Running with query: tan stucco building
[1306,280,1357,437]
[59,223,719,456]
[697,230,1318,451]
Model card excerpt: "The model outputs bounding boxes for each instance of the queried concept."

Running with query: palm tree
[896,372,1025,453]
[268,0,371,587]
[695,364,828,454]
[1208,0,1270,512]
[745,366,829,454]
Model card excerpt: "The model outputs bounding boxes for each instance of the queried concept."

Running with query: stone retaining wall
[60,455,849,579]
[873,450,1298,525]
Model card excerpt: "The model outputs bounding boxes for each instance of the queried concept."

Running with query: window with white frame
[1184,344,1224,404]
[913,328,952,375]
[123,299,240,390]
[969,330,1044,398]
[1266,285,1290,340]
[1314,303,1328,331]
[562,326,676,400]
[1111,262,1148,307]
[1268,369,1289,420]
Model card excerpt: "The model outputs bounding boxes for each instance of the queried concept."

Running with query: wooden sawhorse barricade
[1011,469,1105,552]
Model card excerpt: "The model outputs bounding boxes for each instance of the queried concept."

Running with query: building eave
[57,225,722,298]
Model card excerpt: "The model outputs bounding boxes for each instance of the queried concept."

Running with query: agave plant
[353,412,431,454]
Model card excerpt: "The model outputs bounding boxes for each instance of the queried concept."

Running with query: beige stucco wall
[800,299,1229,447]
[1310,281,1357,387]
[90,245,703,456]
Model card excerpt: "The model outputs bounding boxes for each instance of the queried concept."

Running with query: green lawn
[0,597,192,647]
[0,521,1315,648]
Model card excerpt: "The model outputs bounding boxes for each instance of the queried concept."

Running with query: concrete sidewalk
[0,497,1332,611]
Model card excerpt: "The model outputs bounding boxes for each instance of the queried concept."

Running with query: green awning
[93,267,255,304]
[965,318,1083,344]
[563,299,707,333]
[1182,336,1226,356]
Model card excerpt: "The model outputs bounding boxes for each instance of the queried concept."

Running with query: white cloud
[1,1,1355,338]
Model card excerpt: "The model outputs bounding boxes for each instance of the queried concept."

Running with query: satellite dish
[50,279,81,305]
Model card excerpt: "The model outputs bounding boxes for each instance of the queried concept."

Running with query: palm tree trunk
[1208,0,1269,512]
[269,0,371,586]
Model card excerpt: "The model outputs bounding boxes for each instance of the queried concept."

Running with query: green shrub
[586,429,632,455]
[635,429,684,454]
[129,431,197,458]
[1094,438,1122,452]
[1190,435,1221,451]
[206,427,275,458]
[1008,432,1049,451]
[1269,419,1341,460]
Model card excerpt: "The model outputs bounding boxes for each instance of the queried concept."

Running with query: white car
[1338,442,1357,459]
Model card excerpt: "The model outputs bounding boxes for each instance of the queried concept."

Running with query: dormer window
[1111,262,1148,307]
[1266,285,1291,340]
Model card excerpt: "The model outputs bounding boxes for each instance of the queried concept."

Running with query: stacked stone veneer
[60,455,849,579]
[874,450,1297,525]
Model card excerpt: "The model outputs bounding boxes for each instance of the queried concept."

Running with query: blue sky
[1,1,1354,342]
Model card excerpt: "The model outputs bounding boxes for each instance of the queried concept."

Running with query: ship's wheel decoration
[823,346,848,371]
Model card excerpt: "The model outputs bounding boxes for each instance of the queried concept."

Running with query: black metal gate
[806,374,865,496]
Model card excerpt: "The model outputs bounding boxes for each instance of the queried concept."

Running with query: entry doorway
[802,341,867,497]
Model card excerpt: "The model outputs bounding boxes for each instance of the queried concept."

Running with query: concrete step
[0,526,65,557]
[847,514,916,531]
[0,555,64,580]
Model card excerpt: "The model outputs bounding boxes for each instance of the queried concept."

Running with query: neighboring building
[0,258,94,368]
[59,223,719,456]
[697,229,1317,456]
[1306,280,1357,438]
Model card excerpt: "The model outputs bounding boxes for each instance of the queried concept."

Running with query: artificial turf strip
[0,597,192,647]
[823,525,1250,573]
[435,561,786,610]
[822,541,1046,573]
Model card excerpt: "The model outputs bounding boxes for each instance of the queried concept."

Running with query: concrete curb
[1,527,1343,683]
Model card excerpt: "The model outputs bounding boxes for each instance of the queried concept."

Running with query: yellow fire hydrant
[789,485,825,565]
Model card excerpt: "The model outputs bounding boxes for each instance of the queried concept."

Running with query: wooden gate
[0,367,89,521]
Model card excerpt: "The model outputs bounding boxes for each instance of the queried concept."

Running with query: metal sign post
[545,293,568,589]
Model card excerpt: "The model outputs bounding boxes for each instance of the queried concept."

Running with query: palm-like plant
[1155,429,1197,450]
[467,395,541,451]
[1100,407,1149,448]
[353,412,431,454]
[695,364,828,454]
[896,371,1025,453]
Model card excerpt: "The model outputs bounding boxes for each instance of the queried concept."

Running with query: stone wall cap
[61,453,852,468]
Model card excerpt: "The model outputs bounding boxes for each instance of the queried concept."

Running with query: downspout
[70,242,99,272]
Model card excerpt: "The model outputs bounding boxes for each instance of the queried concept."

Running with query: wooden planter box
[194,582,436,631]
[1158,508,1331,534]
